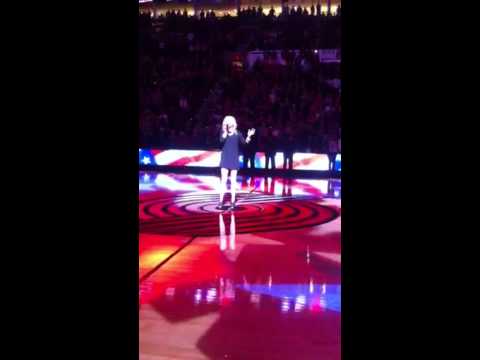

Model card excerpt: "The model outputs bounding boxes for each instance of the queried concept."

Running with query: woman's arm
[245,128,256,143]
[239,130,253,145]
[239,132,247,145]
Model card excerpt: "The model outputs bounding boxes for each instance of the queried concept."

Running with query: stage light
[250,293,261,305]
[194,289,202,305]
[294,295,306,312]
[281,297,290,313]
[206,288,217,303]
[165,287,175,298]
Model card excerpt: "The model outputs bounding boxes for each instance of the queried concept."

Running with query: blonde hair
[222,115,237,132]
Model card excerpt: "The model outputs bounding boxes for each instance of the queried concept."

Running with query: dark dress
[220,132,246,170]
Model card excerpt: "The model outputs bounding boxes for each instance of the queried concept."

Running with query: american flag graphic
[139,149,340,171]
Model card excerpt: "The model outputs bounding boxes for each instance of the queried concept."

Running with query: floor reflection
[139,172,341,199]
[139,172,341,360]
[219,213,235,251]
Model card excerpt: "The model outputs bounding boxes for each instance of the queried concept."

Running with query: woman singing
[217,115,255,210]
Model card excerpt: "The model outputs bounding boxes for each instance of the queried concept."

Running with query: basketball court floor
[139,171,341,360]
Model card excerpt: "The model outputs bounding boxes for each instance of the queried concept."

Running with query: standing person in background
[328,133,339,171]
[324,102,339,170]
[283,129,295,170]
[265,127,277,170]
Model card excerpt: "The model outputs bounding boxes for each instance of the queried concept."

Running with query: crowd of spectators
[139,6,341,167]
